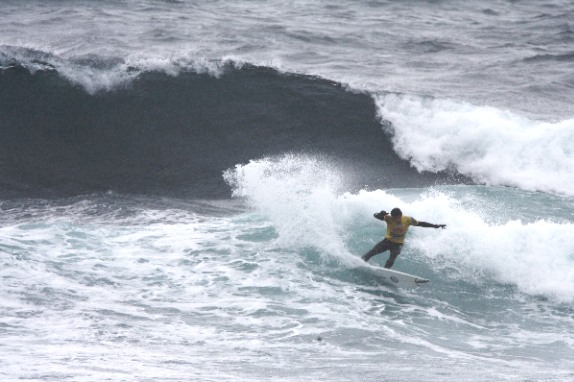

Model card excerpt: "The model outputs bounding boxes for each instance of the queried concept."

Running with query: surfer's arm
[373,210,388,220]
[416,221,446,229]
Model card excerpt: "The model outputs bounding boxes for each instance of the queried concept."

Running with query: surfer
[362,208,446,269]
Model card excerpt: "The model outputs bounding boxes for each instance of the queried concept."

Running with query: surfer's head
[390,208,402,222]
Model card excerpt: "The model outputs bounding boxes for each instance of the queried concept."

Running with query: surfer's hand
[435,224,446,229]
[374,211,387,220]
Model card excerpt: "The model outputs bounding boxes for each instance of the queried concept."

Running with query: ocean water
[1,1,573,381]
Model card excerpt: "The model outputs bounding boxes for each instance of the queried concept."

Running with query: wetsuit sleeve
[416,221,446,228]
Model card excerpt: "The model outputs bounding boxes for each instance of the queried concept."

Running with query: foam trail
[224,154,350,258]
[223,154,434,270]
[415,215,574,303]
[375,94,574,196]
[226,156,574,302]
[347,189,574,303]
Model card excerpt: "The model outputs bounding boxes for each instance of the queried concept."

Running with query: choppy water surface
[1,1,573,381]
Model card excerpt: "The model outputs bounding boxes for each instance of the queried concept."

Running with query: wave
[2,48,571,199]
[523,52,574,63]
[0,45,228,93]
[0,58,465,199]
[375,94,574,197]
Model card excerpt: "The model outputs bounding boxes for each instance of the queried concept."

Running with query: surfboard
[358,263,429,287]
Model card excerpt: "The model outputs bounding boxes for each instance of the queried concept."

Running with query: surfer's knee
[385,246,402,269]
[390,244,402,257]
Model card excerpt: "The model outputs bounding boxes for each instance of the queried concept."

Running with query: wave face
[0,64,465,199]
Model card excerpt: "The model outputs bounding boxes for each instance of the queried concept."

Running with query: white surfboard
[358,263,429,287]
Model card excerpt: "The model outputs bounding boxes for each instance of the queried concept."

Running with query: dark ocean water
[0,64,465,199]
[1,1,573,381]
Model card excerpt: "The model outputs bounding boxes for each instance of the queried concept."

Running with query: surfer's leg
[362,239,391,262]
[384,244,403,269]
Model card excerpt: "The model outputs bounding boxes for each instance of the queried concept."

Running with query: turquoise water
[2,165,573,381]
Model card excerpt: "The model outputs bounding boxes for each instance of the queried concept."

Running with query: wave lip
[0,45,233,93]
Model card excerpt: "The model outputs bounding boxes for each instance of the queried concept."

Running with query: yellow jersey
[384,215,418,244]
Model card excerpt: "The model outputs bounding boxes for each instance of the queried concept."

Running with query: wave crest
[375,94,574,196]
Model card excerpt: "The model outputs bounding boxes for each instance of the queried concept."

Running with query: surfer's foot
[361,255,369,262]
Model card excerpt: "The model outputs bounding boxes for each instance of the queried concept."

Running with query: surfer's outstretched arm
[416,221,446,229]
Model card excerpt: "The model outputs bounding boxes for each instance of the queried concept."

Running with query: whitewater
[1,1,573,381]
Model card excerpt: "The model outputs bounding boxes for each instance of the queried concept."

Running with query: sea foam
[375,94,574,196]
[225,154,574,302]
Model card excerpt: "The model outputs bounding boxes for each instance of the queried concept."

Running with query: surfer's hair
[391,208,402,217]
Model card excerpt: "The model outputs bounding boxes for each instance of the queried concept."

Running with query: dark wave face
[0,64,466,199]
